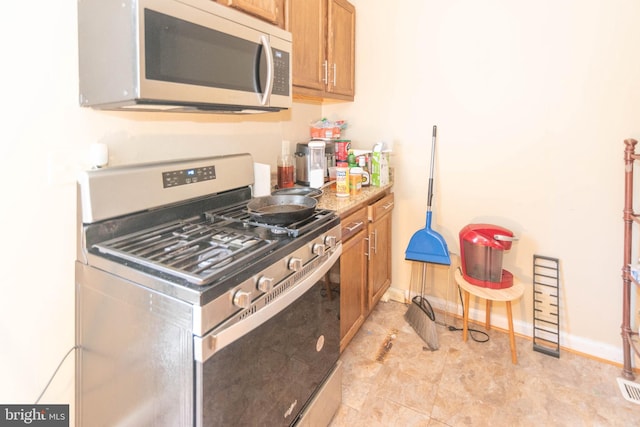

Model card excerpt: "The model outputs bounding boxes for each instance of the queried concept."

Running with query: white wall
[0,0,321,421]
[324,0,640,363]
[4,0,640,421]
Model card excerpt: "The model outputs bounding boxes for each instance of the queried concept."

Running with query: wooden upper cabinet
[217,0,288,29]
[290,0,355,101]
[326,0,355,98]
[290,0,326,92]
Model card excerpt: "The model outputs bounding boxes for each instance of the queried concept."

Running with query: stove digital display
[162,165,216,188]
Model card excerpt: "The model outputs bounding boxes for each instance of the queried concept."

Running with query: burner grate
[93,216,277,285]
[206,207,336,237]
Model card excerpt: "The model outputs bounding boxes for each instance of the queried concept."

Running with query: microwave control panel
[272,49,290,96]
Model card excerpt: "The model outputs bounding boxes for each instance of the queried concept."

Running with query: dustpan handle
[427,125,437,210]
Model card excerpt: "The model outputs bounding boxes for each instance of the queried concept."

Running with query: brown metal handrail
[622,138,639,379]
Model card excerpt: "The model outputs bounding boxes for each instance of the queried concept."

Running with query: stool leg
[463,290,470,342]
[506,301,517,364]
[485,300,491,330]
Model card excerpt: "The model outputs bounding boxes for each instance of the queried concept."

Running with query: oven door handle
[194,244,342,362]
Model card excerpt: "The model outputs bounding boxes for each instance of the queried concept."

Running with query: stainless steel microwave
[78,0,292,113]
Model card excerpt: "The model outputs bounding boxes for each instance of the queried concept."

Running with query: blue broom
[404,125,450,350]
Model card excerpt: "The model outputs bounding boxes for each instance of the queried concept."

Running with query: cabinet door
[339,208,367,352]
[326,0,355,97]
[218,0,287,28]
[367,193,394,312]
[290,0,326,91]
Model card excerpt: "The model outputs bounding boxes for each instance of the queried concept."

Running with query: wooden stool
[454,268,525,364]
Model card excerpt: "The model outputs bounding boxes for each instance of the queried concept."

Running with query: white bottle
[308,140,326,188]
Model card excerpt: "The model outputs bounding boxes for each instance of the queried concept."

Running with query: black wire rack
[532,255,561,358]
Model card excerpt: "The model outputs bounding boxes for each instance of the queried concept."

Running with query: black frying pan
[246,195,317,224]
[271,186,324,199]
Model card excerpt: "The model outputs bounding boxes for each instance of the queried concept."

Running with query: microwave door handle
[259,35,274,106]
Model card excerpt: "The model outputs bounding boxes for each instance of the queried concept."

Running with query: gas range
[77,153,341,331]
[76,153,343,427]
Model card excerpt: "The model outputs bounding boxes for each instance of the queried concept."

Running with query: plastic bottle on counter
[277,141,295,188]
[335,166,349,197]
[307,140,326,188]
[358,156,370,187]
[347,149,357,168]
[349,167,362,195]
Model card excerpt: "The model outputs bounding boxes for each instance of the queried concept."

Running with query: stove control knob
[312,243,326,256]
[233,290,252,308]
[324,235,337,247]
[288,257,303,272]
[257,276,274,293]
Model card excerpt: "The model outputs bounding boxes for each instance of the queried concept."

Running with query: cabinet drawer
[340,207,367,242]
[368,193,394,222]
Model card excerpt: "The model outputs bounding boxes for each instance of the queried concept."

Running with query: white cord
[35,345,79,404]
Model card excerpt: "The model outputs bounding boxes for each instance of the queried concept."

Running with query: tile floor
[329,300,638,427]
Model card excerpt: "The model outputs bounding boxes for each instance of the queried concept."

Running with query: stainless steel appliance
[75,154,342,426]
[78,0,292,113]
[295,140,335,186]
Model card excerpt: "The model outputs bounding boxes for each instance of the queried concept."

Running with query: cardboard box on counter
[371,150,390,187]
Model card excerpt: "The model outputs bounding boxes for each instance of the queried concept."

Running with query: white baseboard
[381,286,409,304]
[386,285,625,365]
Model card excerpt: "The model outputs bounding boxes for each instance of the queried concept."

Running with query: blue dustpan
[405,125,450,265]
[405,211,451,265]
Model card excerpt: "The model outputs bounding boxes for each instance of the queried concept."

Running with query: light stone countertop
[316,182,393,217]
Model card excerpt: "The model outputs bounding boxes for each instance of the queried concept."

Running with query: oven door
[194,247,341,426]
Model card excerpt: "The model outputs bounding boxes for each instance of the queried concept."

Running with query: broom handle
[420,262,427,299]
[427,125,437,210]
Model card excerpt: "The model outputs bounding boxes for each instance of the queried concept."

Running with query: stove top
[77,154,341,313]
[92,202,338,286]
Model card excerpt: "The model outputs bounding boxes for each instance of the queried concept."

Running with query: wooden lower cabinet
[338,207,367,352]
[338,192,394,351]
[367,193,394,311]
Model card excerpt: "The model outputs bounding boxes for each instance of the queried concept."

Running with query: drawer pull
[382,202,394,210]
[346,221,364,232]
[365,235,370,259]
[322,60,328,85]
